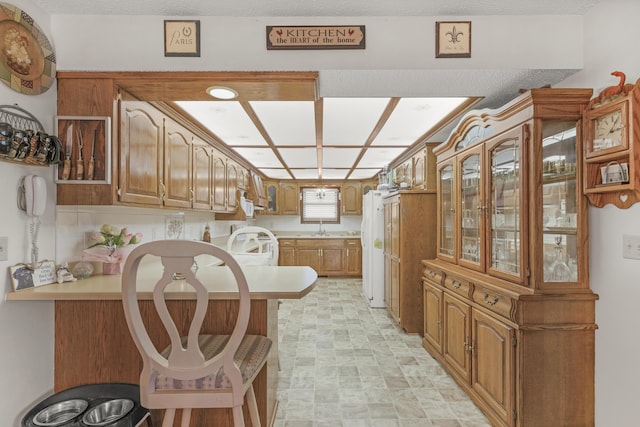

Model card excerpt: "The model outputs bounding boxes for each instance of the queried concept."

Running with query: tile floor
[275,277,491,427]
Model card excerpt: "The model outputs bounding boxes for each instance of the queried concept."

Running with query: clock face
[593,109,624,151]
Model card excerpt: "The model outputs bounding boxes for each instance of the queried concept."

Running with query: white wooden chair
[121,240,272,427]
[226,226,279,266]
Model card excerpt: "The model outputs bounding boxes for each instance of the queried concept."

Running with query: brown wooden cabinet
[341,182,362,215]
[423,88,598,427]
[344,239,362,276]
[383,190,437,333]
[163,116,193,208]
[422,281,443,354]
[212,152,227,211]
[192,139,213,210]
[118,100,165,206]
[250,171,267,208]
[278,238,361,277]
[278,239,296,266]
[264,180,279,214]
[55,75,253,214]
[226,160,240,212]
[280,182,299,215]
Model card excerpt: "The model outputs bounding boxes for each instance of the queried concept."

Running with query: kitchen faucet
[318,219,326,236]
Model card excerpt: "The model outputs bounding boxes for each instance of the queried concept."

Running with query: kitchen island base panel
[54,299,278,427]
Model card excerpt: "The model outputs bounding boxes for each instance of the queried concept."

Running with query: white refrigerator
[361,190,388,308]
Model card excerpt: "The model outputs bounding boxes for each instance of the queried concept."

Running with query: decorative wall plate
[0,3,55,95]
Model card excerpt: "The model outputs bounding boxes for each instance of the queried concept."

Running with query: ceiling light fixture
[206,86,238,100]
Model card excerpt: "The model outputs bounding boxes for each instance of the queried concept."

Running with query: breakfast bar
[7,259,318,427]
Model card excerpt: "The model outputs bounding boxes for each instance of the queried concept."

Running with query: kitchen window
[300,186,340,223]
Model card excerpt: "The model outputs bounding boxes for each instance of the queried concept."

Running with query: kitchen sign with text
[266,25,365,50]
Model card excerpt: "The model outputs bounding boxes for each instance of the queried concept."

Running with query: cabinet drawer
[423,267,443,286]
[279,239,296,247]
[444,275,472,299]
[472,286,515,320]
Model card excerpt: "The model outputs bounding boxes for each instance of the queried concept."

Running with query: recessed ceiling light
[206,86,238,99]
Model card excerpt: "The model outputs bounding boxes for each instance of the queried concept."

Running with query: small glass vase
[102,261,123,275]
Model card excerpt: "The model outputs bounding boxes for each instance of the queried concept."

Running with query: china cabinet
[423,88,598,426]
[383,190,436,333]
[583,75,640,208]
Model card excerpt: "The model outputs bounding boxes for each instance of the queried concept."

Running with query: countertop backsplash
[254,215,362,234]
[56,205,245,264]
[56,207,362,266]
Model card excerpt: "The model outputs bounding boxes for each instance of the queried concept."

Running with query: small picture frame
[55,116,111,184]
[164,20,201,57]
[9,261,56,291]
[436,21,472,58]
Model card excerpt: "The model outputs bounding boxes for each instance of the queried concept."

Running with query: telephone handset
[18,174,47,217]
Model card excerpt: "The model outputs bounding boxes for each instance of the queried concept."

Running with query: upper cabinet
[435,88,593,290]
[250,171,267,208]
[192,139,213,210]
[264,180,279,214]
[163,116,193,208]
[341,182,361,215]
[280,182,299,215]
[583,75,640,208]
[118,100,165,206]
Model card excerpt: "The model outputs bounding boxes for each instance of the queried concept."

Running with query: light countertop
[269,231,361,239]
[6,255,318,302]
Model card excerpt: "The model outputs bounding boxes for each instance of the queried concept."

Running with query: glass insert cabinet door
[459,148,483,270]
[488,134,522,280]
[438,162,455,259]
[541,121,579,284]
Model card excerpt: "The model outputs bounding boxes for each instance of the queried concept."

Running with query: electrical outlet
[622,234,640,260]
[0,236,7,261]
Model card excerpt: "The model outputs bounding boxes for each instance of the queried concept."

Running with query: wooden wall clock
[583,71,640,208]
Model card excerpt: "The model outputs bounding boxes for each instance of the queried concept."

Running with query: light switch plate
[622,234,640,260]
[0,236,7,261]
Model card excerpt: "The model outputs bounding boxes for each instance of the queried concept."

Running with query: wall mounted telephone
[18,174,47,268]
[18,174,47,217]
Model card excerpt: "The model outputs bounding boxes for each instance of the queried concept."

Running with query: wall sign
[164,20,200,57]
[266,25,365,50]
[436,21,471,58]
[9,261,56,291]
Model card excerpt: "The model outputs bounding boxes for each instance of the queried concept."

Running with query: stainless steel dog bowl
[32,399,89,426]
[82,398,134,426]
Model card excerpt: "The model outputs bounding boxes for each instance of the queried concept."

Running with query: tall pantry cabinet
[383,190,436,333]
[422,88,598,426]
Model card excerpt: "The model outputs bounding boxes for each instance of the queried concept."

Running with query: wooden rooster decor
[589,71,635,107]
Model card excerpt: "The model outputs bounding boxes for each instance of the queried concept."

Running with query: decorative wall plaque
[164,20,200,57]
[267,25,365,50]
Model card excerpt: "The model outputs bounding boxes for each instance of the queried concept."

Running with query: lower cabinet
[278,238,361,277]
[421,260,596,427]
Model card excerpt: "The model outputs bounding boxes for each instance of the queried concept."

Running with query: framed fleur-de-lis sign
[436,21,471,58]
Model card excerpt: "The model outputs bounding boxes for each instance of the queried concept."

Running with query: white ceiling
[31,0,605,180]
[175,97,469,180]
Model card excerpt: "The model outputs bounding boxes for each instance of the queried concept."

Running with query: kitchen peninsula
[7,258,317,427]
